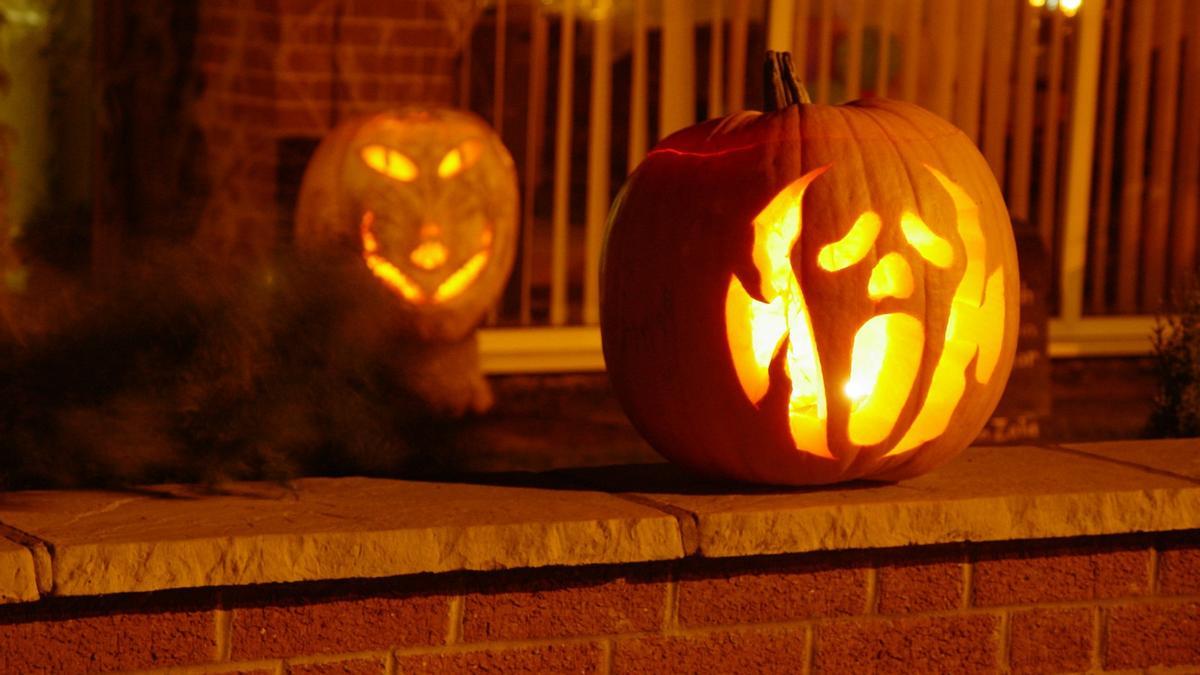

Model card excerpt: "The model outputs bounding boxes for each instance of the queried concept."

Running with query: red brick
[1009,607,1094,674]
[241,46,278,72]
[288,657,386,674]
[613,628,809,675]
[395,643,602,674]
[230,587,449,659]
[972,546,1150,606]
[201,13,238,37]
[286,49,333,73]
[276,0,327,13]
[462,567,667,641]
[245,17,283,43]
[1159,546,1200,595]
[340,20,385,44]
[1104,601,1200,669]
[814,614,1000,674]
[275,106,333,133]
[288,20,335,44]
[877,556,965,614]
[0,595,216,674]
[346,0,424,19]
[677,555,868,627]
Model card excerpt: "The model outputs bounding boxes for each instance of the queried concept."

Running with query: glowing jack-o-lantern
[601,53,1019,484]
[296,109,517,341]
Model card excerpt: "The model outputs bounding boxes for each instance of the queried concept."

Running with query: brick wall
[192,0,461,258]
[1,532,1197,674]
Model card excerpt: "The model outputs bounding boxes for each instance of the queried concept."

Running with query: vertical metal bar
[583,13,612,326]
[1171,5,1200,295]
[1142,0,1183,310]
[928,0,958,119]
[710,0,725,118]
[901,0,922,102]
[550,3,575,326]
[1036,11,1065,253]
[816,0,834,103]
[660,0,696,137]
[981,0,1016,182]
[1058,0,1106,324]
[628,0,649,171]
[1008,1,1038,222]
[954,0,987,143]
[492,0,506,136]
[768,0,796,52]
[1115,0,1153,313]
[1088,0,1125,314]
[875,0,892,96]
[793,0,812,83]
[845,0,864,100]
[728,0,750,111]
[520,8,548,325]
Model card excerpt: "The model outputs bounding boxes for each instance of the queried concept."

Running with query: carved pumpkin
[295,109,517,341]
[601,53,1019,485]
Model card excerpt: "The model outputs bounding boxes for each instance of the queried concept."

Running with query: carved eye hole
[817,211,882,272]
[437,140,483,179]
[361,145,418,182]
[900,211,953,267]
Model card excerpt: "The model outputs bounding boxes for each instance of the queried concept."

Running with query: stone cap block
[0,534,38,603]
[0,440,1196,601]
[562,443,1200,558]
[0,476,684,598]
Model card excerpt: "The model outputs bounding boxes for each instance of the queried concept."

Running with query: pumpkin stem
[763,51,812,111]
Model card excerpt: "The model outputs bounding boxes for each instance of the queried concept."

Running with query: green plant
[1147,280,1200,438]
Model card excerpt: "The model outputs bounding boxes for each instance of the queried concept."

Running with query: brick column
[192,0,461,259]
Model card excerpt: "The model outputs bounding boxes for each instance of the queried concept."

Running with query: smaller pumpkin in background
[296,109,518,415]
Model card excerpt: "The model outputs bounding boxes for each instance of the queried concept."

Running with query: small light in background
[539,0,620,21]
[1030,0,1083,16]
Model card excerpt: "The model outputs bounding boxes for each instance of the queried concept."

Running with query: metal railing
[465,0,1191,372]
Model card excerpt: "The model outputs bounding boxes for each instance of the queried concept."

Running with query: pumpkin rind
[601,65,1019,485]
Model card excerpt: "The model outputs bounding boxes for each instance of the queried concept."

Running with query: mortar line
[284,649,391,665]
[804,622,816,675]
[1041,442,1200,485]
[962,559,975,610]
[610,492,701,557]
[998,609,1012,672]
[0,522,54,594]
[214,589,233,662]
[864,566,880,615]
[599,638,614,675]
[663,575,681,633]
[1091,605,1104,671]
[1148,546,1160,594]
[446,595,465,645]
[383,591,1200,657]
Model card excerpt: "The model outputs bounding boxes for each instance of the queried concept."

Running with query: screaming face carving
[724,164,1007,459]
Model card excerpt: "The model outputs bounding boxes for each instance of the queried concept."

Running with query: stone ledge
[0,440,1195,603]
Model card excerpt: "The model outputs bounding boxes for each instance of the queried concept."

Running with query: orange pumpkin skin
[295,109,517,342]
[601,68,1019,485]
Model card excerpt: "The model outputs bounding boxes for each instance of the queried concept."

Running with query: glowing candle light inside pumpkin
[724,163,1005,457]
